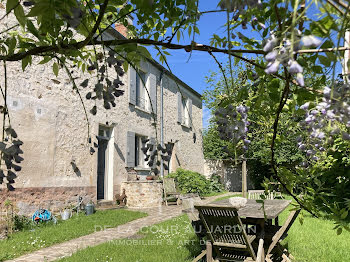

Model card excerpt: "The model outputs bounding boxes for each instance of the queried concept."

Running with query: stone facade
[0,10,204,214]
[204,160,254,192]
[121,181,163,208]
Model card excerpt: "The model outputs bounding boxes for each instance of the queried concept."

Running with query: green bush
[167,168,224,196]
[12,215,32,231]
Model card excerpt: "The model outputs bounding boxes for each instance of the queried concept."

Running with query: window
[182,97,189,126]
[135,134,146,167]
[177,91,192,127]
[135,71,148,110]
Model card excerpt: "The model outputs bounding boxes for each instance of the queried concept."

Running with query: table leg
[275,216,279,226]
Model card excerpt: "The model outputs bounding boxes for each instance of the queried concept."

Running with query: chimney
[115,15,133,38]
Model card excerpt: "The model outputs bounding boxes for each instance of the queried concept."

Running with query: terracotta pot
[146,175,154,180]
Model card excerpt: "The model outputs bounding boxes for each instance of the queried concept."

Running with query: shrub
[12,215,32,231]
[167,168,224,196]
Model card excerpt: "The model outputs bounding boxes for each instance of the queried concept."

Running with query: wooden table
[189,199,297,261]
[202,199,292,238]
[212,199,290,219]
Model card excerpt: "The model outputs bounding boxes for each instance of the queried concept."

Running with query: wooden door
[97,138,108,200]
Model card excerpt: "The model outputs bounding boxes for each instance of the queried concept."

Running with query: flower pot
[146,175,154,180]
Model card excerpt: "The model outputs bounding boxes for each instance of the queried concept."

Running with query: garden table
[204,199,299,261]
[209,199,292,239]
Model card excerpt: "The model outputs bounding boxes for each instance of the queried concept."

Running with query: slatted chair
[265,209,301,262]
[163,177,181,206]
[248,190,274,200]
[194,205,265,262]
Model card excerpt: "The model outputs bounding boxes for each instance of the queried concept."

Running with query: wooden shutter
[188,98,192,127]
[177,91,182,123]
[126,131,135,167]
[149,73,157,115]
[129,67,136,105]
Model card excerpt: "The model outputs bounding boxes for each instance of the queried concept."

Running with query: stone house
[0,18,204,213]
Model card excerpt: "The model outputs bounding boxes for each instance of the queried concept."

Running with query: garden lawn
[59,215,202,262]
[279,205,350,262]
[60,200,350,262]
[0,209,147,261]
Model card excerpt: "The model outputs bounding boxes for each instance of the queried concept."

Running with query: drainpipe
[344,30,350,83]
[160,70,165,177]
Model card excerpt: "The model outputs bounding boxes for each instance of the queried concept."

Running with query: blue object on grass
[32,209,57,223]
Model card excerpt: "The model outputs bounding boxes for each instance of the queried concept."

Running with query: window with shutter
[149,73,157,115]
[129,68,137,105]
[177,92,182,123]
[126,131,135,167]
[188,98,192,128]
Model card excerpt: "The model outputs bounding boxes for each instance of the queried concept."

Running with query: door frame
[97,125,115,201]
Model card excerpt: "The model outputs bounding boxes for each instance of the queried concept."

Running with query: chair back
[195,205,256,260]
[248,190,274,200]
[163,177,177,193]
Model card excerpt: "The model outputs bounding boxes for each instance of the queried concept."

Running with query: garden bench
[163,177,200,205]
[163,177,182,205]
[248,190,274,200]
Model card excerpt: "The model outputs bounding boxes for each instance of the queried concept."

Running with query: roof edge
[105,28,202,99]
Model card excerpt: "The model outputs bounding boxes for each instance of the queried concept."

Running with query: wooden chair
[248,190,274,200]
[265,209,301,262]
[194,205,265,262]
[163,177,181,205]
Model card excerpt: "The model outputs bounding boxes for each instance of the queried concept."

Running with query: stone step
[96,200,115,208]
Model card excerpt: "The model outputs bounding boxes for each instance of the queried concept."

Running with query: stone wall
[121,181,163,208]
[204,160,255,192]
[0,186,95,215]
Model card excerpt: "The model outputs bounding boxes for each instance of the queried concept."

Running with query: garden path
[6,192,233,262]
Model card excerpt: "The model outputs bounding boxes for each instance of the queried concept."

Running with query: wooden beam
[242,160,247,198]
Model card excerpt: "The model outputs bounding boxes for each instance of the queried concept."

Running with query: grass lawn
[59,197,350,262]
[59,214,201,262]
[279,204,350,262]
[0,209,147,261]
[215,193,242,201]
[201,190,228,197]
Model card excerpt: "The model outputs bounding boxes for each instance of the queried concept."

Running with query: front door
[97,138,108,200]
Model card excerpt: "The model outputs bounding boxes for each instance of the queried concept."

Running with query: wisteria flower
[265,50,278,62]
[296,73,304,86]
[301,35,322,47]
[265,60,280,74]
[288,60,303,74]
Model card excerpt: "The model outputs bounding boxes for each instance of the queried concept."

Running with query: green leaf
[318,55,331,67]
[53,63,59,77]
[39,56,52,64]
[22,55,31,71]
[336,227,342,235]
[7,37,16,55]
[194,26,200,35]
[14,4,26,27]
[26,20,40,39]
[6,0,18,13]
[176,30,181,42]
[188,26,192,38]
[341,210,348,220]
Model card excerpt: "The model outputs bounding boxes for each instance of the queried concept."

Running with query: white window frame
[135,134,148,168]
[182,97,189,126]
[135,70,150,112]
